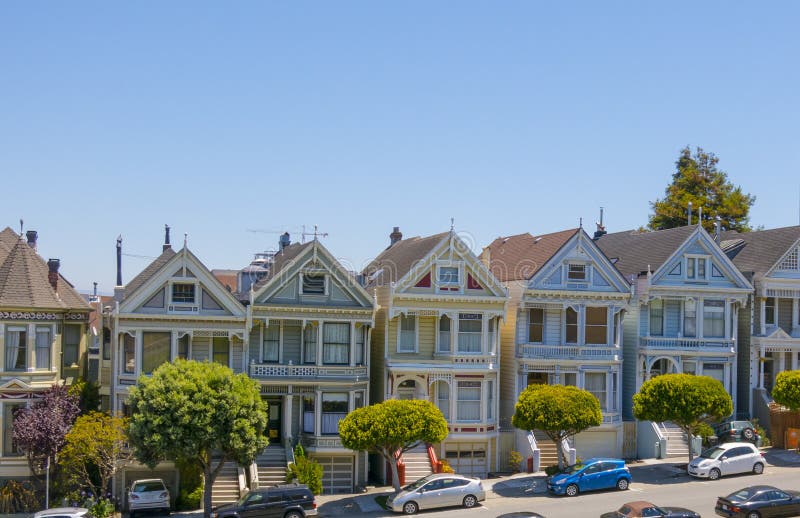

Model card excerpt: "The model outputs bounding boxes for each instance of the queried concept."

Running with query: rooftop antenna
[579,217,583,228]
[184,233,188,248]
[450,217,455,233]
[19,218,23,236]
[301,225,328,242]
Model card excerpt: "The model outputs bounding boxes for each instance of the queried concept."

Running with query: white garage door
[444,443,487,478]
[574,430,619,459]
[313,455,353,494]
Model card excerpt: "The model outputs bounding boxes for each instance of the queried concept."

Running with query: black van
[210,483,317,518]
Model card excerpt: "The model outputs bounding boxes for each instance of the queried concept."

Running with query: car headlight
[555,479,566,485]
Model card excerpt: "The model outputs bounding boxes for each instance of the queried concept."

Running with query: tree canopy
[339,399,448,491]
[633,373,732,460]
[511,384,602,469]
[126,359,268,518]
[648,146,755,233]
[772,370,800,411]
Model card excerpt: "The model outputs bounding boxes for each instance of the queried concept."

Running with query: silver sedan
[387,473,486,514]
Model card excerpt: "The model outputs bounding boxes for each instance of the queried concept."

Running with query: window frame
[703,300,726,338]
[649,300,664,337]
[35,325,52,370]
[171,282,197,304]
[397,314,418,353]
[435,261,464,292]
[456,381,482,422]
[584,307,608,345]
[764,297,776,326]
[322,322,350,365]
[5,326,27,372]
[457,313,483,353]
[584,371,608,411]
[685,255,710,281]
[528,308,544,344]
[567,263,588,281]
[565,307,579,344]
[141,331,172,375]
[262,322,280,363]
[300,272,327,296]
[321,392,349,435]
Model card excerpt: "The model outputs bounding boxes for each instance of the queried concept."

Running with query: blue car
[547,458,631,497]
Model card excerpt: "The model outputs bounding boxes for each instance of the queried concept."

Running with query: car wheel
[565,484,579,497]
[742,427,755,440]
[129,512,135,518]
[708,468,721,480]
[462,495,478,508]
[403,501,419,515]
[753,462,764,474]
[746,512,760,518]
[616,478,629,491]
[284,511,303,518]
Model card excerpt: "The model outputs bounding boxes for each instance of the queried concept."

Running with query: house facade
[0,227,91,480]
[363,227,508,478]
[245,236,375,494]
[483,228,630,461]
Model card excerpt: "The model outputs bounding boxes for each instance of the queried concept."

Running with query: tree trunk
[681,425,695,462]
[203,467,214,518]
[555,439,565,470]
[389,455,401,493]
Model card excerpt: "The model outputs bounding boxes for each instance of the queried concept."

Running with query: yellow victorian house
[0,227,91,479]
[363,227,507,480]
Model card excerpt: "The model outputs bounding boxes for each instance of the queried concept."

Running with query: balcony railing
[639,336,734,350]
[300,435,344,450]
[517,343,618,360]
[249,363,368,379]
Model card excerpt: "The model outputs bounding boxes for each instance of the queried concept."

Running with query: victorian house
[595,225,752,455]
[482,227,631,464]
[110,228,248,502]
[0,227,91,479]
[363,227,508,479]
[244,235,374,494]
[720,225,800,421]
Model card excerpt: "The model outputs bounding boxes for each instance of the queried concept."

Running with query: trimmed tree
[126,360,269,518]
[338,399,448,492]
[13,384,81,490]
[772,370,800,411]
[633,373,732,461]
[511,384,602,470]
[648,146,755,233]
[59,411,132,500]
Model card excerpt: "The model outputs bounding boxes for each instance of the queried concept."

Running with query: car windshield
[132,481,165,492]
[699,447,725,459]
[404,476,434,491]
[727,487,759,502]
[559,463,586,474]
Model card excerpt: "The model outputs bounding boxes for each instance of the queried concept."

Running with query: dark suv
[714,420,760,445]
[210,484,317,518]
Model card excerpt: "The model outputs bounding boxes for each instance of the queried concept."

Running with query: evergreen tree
[648,146,755,233]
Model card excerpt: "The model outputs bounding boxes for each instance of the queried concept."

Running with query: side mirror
[720,455,728,460]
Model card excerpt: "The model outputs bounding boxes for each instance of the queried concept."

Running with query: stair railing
[561,437,577,466]
[526,431,541,473]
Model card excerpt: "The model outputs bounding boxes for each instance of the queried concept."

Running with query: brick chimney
[163,224,172,252]
[26,230,38,250]
[47,258,60,290]
[389,226,403,247]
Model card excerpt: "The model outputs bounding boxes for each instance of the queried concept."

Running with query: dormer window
[686,256,707,280]
[172,283,196,303]
[567,264,586,281]
[301,273,326,295]
[438,266,460,285]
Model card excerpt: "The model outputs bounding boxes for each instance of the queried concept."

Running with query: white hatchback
[687,442,765,480]
[128,478,170,517]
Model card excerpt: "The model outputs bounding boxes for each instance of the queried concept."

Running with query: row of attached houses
[0,221,798,498]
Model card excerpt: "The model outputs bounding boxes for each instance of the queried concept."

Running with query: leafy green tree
[633,373,732,461]
[648,146,755,233]
[772,370,800,411]
[338,399,448,492]
[126,360,269,518]
[59,411,131,500]
[511,384,602,469]
[68,378,101,414]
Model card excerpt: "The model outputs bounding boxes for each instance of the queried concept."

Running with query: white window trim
[261,320,282,363]
[456,312,484,354]
[169,280,199,305]
[299,272,328,296]
[397,313,419,353]
[565,261,590,283]
[563,306,581,345]
[528,308,545,344]
[435,260,464,293]
[764,297,777,326]
[685,254,710,281]
[34,324,56,372]
[436,314,452,354]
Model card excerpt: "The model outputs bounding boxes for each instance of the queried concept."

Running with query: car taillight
[311,502,317,509]
[729,505,741,512]
[760,452,765,457]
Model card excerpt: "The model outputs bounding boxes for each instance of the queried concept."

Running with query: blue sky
[1,1,798,292]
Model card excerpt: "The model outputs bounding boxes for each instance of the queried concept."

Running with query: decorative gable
[776,245,799,273]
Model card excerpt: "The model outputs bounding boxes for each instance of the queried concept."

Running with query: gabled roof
[249,241,314,294]
[594,225,699,279]
[721,225,800,275]
[481,228,578,282]
[0,227,90,311]
[123,248,177,299]
[362,232,449,288]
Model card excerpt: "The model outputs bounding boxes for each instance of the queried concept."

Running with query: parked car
[210,483,317,518]
[715,485,800,517]
[33,508,89,518]
[600,500,700,517]
[497,513,546,518]
[127,478,170,517]
[547,458,631,497]
[386,473,485,514]
[714,420,760,445]
[687,443,764,481]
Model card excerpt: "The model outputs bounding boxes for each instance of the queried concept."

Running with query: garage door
[444,443,487,478]
[574,430,619,459]
[313,455,353,494]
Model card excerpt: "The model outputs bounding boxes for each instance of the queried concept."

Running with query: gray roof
[248,241,314,294]
[123,247,177,299]
[594,225,699,279]
[362,232,449,287]
[721,225,800,275]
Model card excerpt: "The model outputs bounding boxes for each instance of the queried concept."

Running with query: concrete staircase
[661,422,690,458]
[534,430,560,469]
[402,443,433,483]
[255,444,288,487]
[211,460,241,507]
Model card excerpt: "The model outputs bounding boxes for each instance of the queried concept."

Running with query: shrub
[544,464,560,476]
[695,423,715,447]
[287,453,323,495]
[439,459,454,474]
[751,418,771,447]
[0,480,39,513]
[176,486,203,511]
[86,497,114,518]
[507,450,523,473]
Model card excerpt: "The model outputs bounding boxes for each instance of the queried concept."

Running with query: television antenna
[301,225,328,243]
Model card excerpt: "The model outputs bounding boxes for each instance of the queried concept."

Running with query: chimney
[26,230,38,250]
[47,259,60,290]
[687,202,693,226]
[714,217,722,244]
[115,236,123,287]
[163,224,172,251]
[698,206,703,225]
[593,207,607,239]
[389,226,403,247]
[279,232,291,252]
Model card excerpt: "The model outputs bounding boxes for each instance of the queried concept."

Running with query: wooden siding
[665,300,681,336]
[283,322,302,364]
[419,316,435,358]
[192,336,210,362]
[622,304,640,420]
[736,304,752,418]
[499,281,525,429]
[778,297,794,334]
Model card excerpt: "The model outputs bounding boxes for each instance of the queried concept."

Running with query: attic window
[172,283,195,303]
[438,266,460,286]
[567,264,586,281]
[302,274,326,295]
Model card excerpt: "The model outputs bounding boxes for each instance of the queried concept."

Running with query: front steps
[661,422,690,458]
[402,443,433,482]
[256,444,288,487]
[211,460,241,507]
[534,430,560,468]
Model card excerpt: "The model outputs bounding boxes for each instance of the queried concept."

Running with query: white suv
[128,478,170,517]
[687,442,765,480]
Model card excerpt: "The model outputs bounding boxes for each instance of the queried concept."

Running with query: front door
[268,401,282,442]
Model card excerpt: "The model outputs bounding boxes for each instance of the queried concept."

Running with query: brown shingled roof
[362,232,449,287]
[594,225,699,280]
[721,225,800,274]
[481,228,578,282]
[0,227,90,311]
[123,248,177,298]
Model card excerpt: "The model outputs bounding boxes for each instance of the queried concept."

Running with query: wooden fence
[768,402,800,449]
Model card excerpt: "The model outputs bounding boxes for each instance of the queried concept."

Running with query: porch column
[349,322,356,367]
[283,395,293,442]
[760,298,767,335]
[759,349,765,389]
[316,321,323,365]
[481,313,489,354]
[26,324,35,372]
[778,352,786,378]
[314,390,322,436]
[724,300,731,339]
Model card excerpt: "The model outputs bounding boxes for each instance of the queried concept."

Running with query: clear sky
[2,1,799,293]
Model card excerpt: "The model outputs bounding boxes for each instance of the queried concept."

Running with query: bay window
[3,403,25,455]
[438,315,451,353]
[177,334,190,360]
[565,307,578,344]
[122,334,135,374]
[5,327,26,371]
[684,299,697,337]
[436,382,450,420]
[487,380,494,420]
[35,327,51,370]
[585,307,607,344]
[355,324,366,365]
[321,393,348,434]
[142,332,171,375]
[649,300,664,336]
[323,323,349,364]
[399,314,416,352]
[303,324,317,364]
[458,314,482,353]
[212,336,230,366]
[703,300,725,338]
[62,324,80,370]
[456,381,481,421]
[765,297,776,325]
[263,324,280,363]
[585,372,607,411]
[528,308,544,343]
[303,395,315,433]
